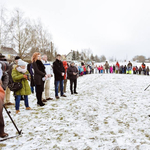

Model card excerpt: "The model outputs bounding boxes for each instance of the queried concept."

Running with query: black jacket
[27,63,35,87]
[67,65,78,80]
[53,59,65,81]
[32,60,46,85]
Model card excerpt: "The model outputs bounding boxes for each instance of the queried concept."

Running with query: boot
[74,91,78,94]
[0,132,9,138]
[37,102,45,106]
[16,110,20,114]
[26,107,31,110]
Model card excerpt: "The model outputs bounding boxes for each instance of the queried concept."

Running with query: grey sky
[1,0,150,60]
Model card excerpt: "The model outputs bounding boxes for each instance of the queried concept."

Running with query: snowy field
[1,73,150,150]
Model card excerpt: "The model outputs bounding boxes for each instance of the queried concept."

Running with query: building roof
[1,46,17,55]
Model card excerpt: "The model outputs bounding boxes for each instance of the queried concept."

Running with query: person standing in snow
[11,59,31,114]
[32,52,47,106]
[41,54,53,101]
[142,62,146,75]
[27,62,35,94]
[62,61,68,93]
[0,64,8,138]
[115,62,120,73]
[127,61,132,74]
[53,54,66,99]
[104,61,109,73]
[67,62,78,94]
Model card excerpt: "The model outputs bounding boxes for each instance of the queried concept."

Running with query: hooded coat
[11,68,31,95]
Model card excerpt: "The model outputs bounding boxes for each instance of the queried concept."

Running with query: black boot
[74,91,78,94]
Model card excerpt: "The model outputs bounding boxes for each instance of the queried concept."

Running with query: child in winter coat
[12,59,31,114]
[110,66,113,73]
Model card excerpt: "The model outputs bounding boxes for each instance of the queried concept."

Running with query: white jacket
[42,60,53,80]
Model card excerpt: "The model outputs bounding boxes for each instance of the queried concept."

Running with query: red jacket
[63,61,68,80]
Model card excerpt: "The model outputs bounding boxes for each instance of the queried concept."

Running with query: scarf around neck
[16,66,27,74]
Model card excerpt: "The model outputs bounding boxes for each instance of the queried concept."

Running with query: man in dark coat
[67,62,78,94]
[53,54,66,99]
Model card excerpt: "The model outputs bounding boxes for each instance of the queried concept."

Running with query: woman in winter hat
[11,59,31,114]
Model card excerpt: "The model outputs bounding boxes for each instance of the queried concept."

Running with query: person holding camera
[67,62,78,94]
[0,64,9,138]
[41,54,53,101]
[11,59,31,114]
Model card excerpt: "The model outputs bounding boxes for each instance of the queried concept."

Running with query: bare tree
[100,55,106,62]
[10,9,33,58]
[0,6,13,51]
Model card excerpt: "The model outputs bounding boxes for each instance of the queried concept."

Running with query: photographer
[11,59,31,114]
[0,65,8,138]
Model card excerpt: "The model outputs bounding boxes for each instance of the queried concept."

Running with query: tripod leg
[144,85,150,91]
[3,105,22,135]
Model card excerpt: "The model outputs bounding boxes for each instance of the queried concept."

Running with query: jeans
[30,86,34,93]
[55,80,64,96]
[15,95,29,110]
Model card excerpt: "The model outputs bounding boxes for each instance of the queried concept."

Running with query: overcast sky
[1,0,150,60]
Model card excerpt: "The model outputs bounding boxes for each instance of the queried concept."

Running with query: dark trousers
[0,100,4,135]
[36,85,43,104]
[70,79,77,93]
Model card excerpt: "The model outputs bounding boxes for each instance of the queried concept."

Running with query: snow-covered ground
[1,73,150,150]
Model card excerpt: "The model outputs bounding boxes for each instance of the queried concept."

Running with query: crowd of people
[0,52,149,138]
[0,52,79,138]
[78,61,149,76]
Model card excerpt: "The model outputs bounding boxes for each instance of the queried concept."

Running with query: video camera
[0,61,10,72]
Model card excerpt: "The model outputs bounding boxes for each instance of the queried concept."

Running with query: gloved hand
[23,75,28,80]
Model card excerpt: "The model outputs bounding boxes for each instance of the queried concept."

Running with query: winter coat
[105,62,109,69]
[41,60,53,79]
[32,60,46,86]
[0,85,5,101]
[67,65,78,80]
[63,61,68,80]
[27,63,35,87]
[53,59,65,81]
[11,68,31,95]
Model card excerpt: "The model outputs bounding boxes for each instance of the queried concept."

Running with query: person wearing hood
[11,59,31,114]
[67,62,78,94]
[53,54,66,99]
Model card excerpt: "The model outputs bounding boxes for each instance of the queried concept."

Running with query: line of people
[78,61,150,75]
[0,52,79,138]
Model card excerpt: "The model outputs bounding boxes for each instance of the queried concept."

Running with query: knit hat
[15,56,21,60]
[18,59,26,66]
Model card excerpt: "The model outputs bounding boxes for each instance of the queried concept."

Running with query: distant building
[1,46,17,60]
[66,50,73,61]
[66,50,84,62]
